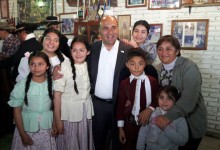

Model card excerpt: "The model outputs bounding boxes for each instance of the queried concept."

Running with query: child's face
[126,56,146,77]
[43,32,60,55]
[71,42,90,64]
[29,56,49,78]
[158,91,174,111]
[132,25,148,45]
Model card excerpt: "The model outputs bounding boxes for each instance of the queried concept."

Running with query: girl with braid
[53,36,94,150]
[16,28,68,82]
[8,51,57,149]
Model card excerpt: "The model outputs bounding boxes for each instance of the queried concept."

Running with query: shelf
[182,2,220,7]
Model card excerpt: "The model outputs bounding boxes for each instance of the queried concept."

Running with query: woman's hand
[121,39,139,48]
[138,107,153,125]
[155,115,170,130]
[51,122,58,137]
[52,65,63,80]
[119,127,126,144]
[56,120,64,134]
[20,132,33,146]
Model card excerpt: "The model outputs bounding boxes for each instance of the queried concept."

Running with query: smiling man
[89,15,132,150]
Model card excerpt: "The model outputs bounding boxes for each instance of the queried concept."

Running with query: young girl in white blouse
[53,36,94,150]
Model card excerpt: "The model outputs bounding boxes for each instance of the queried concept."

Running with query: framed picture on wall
[171,19,209,50]
[148,0,181,10]
[118,15,131,40]
[55,0,64,15]
[59,13,77,35]
[126,0,147,8]
[0,0,9,19]
[148,24,163,43]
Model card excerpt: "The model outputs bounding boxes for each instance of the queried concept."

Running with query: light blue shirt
[8,79,53,132]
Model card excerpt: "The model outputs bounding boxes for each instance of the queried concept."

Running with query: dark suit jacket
[0,38,43,81]
[90,40,132,104]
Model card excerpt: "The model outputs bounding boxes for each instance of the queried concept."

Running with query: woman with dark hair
[53,36,94,150]
[122,20,157,65]
[155,35,207,150]
[16,28,68,82]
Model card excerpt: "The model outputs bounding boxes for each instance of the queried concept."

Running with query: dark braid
[25,51,52,108]
[70,57,78,94]
[55,50,64,64]
[24,73,32,106]
[70,36,91,94]
[47,67,54,110]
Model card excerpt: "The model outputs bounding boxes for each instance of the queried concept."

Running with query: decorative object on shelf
[148,24,163,43]
[118,15,131,40]
[66,0,117,7]
[171,19,209,50]
[148,0,181,9]
[0,0,9,19]
[74,21,100,43]
[126,0,147,8]
[59,13,77,35]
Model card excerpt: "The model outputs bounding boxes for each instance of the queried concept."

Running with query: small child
[53,36,94,150]
[8,51,57,149]
[116,48,159,150]
[136,85,189,150]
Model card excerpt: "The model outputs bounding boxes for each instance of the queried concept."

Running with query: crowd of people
[0,15,207,150]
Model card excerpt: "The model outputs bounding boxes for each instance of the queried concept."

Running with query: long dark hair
[70,36,91,94]
[41,28,65,64]
[24,51,53,109]
[132,20,150,34]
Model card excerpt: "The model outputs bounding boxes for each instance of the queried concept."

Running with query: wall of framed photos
[2,0,220,136]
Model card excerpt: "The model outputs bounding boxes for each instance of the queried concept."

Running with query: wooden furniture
[74,21,100,43]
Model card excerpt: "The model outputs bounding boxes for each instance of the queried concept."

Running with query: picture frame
[59,13,77,35]
[171,19,209,50]
[55,0,64,15]
[148,24,163,43]
[0,0,9,19]
[126,0,147,8]
[118,15,131,40]
[148,0,181,10]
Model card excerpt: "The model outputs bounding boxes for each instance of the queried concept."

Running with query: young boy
[116,48,159,150]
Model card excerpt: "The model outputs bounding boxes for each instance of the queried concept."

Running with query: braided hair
[70,36,91,94]
[24,51,53,109]
[40,28,65,64]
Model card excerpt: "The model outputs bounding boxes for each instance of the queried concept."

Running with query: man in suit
[90,15,132,150]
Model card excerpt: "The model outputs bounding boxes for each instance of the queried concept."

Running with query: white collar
[163,57,177,70]
[25,33,36,41]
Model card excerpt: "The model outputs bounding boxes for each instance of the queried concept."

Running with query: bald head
[99,16,119,50]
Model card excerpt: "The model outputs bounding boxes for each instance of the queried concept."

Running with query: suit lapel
[114,42,126,77]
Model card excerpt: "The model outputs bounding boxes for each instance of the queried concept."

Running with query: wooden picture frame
[59,13,77,35]
[118,15,131,40]
[55,0,64,15]
[0,0,9,19]
[126,0,147,8]
[148,24,163,43]
[171,19,209,50]
[148,0,181,10]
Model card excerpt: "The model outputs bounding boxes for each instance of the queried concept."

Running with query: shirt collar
[25,33,36,41]
[129,72,146,82]
[163,57,177,70]
[101,39,119,50]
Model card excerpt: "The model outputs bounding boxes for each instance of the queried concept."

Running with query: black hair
[70,36,91,94]
[157,35,181,57]
[41,28,64,64]
[133,20,150,34]
[24,51,53,109]
[157,85,181,102]
[127,47,147,63]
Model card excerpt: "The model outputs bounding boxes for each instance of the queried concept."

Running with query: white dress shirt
[94,40,119,99]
